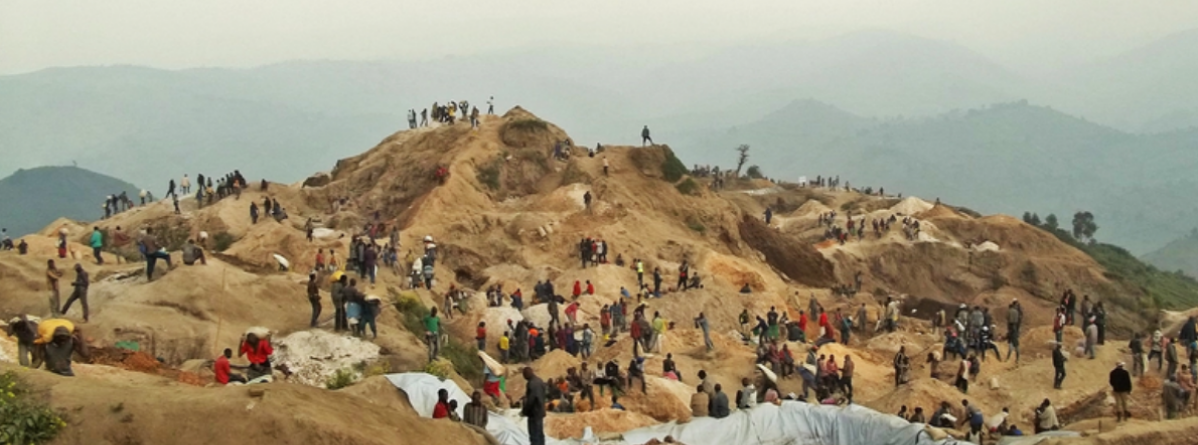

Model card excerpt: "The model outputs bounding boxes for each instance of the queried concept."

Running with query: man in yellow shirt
[652,312,667,353]
[499,331,511,363]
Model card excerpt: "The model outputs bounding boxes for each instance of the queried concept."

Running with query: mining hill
[2,108,1198,445]
[0,166,140,239]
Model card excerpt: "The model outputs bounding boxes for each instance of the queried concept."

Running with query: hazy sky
[3,0,1196,75]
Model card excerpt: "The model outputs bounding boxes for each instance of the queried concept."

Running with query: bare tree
[734,144,750,177]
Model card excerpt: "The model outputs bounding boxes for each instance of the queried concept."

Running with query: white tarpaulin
[386,373,531,445]
[386,372,965,445]
[619,402,957,445]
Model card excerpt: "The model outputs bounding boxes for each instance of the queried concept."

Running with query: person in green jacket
[424,307,441,362]
[90,227,104,265]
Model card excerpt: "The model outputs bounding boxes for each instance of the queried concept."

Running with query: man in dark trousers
[1052,344,1067,389]
[307,272,321,328]
[61,264,90,322]
[1109,362,1132,421]
[641,125,653,146]
[523,367,547,445]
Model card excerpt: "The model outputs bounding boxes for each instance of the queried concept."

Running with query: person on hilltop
[165,179,176,199]
[140,227,174,280]
[641,125,653,146]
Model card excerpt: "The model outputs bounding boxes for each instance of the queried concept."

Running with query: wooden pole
[212,266,226,357]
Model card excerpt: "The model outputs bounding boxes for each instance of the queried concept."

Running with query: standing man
[1084,318,1099,359]
[856,304,868,334]
[90,227,104,265]
[641,125,653,146]
[1006,321,1021,363]
[695,312,714,351]
[1167,336,1180,378]
[424,307,442,362]
[1129,332,1145,377]
[61,264,90,322]
[636,259,644,288]
[487,96,494,115]
[181,174,190,194]
[1052,344,1067,389]
[523,367,547,445]
[1109,362,1132,422]
[1007,300,1021,340]
[307,272,321,328]
[331,275,348,331]
[46,259,64,316]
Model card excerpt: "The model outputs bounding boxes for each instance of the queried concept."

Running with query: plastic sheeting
[386,373,531,445]
[387,372,968,445]
[619,403,953,445]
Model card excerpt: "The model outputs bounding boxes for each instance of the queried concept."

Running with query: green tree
[1030,213,1041,226]
[1022,212,1033,224]
[745,165,763,179]
[1045,214,1059,231]
[1072,211,1098,242]
[734,144,750,177]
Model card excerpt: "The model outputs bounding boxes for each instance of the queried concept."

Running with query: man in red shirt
[238,332,274,379]
[214,348,247,384]
[432,388,452,419]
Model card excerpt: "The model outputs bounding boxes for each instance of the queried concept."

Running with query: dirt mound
[890,197,934,215]
[546,408,660,439]
[916,205,967,221]
[865,377,994,420]
[738,214,835,287]
[87,347,206,386]
[5,362,488,445]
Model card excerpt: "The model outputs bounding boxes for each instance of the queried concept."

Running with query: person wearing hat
[1109,362,1133,421]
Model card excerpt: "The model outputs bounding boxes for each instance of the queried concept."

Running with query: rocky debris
[272,329,382,387]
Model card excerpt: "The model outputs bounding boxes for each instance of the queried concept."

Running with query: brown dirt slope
[2,363,486,445]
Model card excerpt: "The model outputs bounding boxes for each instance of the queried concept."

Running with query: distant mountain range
[0,166,140,237]
[683,100,1198,255]
[3,28,1198,252]
[1143,229,1198,278]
